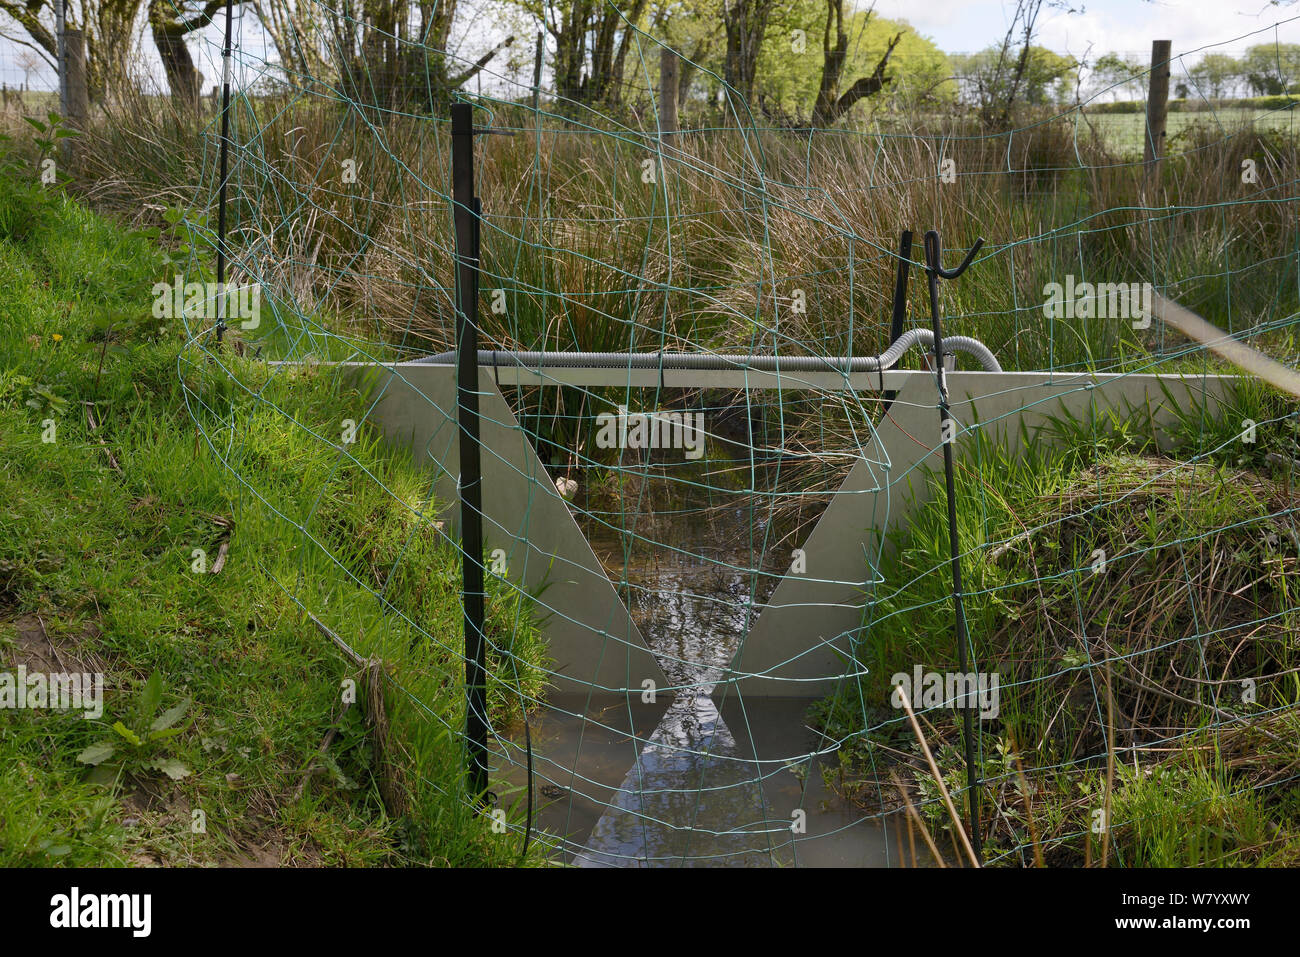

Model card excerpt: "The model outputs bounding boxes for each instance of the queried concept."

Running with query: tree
[810,1,900,126]
[1242,43,1300,96]
[657,1,724,114]
[584,0,650,104]
[950,0,1083,128]
[518,0,647,110]
[755,6,951,120]
[955,45,1077,116]
[148,0,239,111]
[1092,51,1146,101]
[1187,53,1241,99]
[252,0,335,91]
[16,48,42,89]
[721,0,775,107]
[0,0,143,104]
[320,0,514,109]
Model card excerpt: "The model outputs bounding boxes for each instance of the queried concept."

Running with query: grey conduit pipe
[415,327,1002,373]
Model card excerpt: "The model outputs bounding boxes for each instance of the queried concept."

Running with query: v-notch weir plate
[340,361,1234,703]
[714,369,1237,699]
[346,360,669,697]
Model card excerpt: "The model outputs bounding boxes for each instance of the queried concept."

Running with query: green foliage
[1188,52,1244,99]
[77,672,193,785]
[3,373,70,416]
[1108,759,1280,867]
[953,45,1079,115]
[22,112,81,156]
[0,762,124,866]
[0,167,54,244]
[814,380,1300,865]
[158,205,216,284]
[1087,96,1298,114]
[1091,52,1146,101]
[756,9,955,118]
[0,164,549,866]
[1241,43,1300,96]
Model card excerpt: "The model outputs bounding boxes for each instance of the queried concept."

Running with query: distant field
[25,91,57,107]
[1085,107,1298,155]
[0,90,57,115]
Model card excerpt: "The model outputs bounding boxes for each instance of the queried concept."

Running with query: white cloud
[869,0,1300,57]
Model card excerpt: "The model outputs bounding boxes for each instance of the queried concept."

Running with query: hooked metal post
[923,228,986,864]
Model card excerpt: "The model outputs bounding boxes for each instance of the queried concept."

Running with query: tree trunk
[607,0,649,106]
[552,0,592,107]
[149,7,202,111]
[811,0,847,123]
[95,0,143,104]
[722,0,772,108]
[677,39,709,111]
[811,2,901,127]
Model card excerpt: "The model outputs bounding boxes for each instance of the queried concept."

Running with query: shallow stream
[500,472,895,867]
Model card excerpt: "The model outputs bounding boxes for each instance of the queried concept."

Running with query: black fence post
[214,0,234,346]
[881,229,913,412]
[451,102,488,802]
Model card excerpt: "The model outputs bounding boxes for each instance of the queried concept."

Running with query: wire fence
[160,4,1300,866]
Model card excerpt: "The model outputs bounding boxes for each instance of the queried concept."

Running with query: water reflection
[575,505,790,867]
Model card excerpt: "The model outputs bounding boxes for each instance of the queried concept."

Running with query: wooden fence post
[659,48,679,137]
[65,29,88,128]
[1143,39,1172,192]
[531,31,544,114]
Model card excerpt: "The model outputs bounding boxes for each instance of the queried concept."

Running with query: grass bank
[813,381,1300,866]
[0,166,548,866]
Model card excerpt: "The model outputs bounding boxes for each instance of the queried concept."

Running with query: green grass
[813,379,1300,866]
[1106,760,1287,867]
[0,167,549,866]
[1085,108,1298,156]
